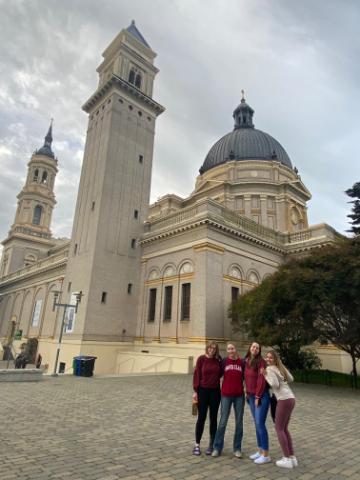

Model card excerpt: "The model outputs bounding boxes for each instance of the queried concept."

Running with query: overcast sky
[0,0,359,246]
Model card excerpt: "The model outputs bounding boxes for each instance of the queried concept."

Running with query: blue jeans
[213,395,245,452]
[248,391,270,451]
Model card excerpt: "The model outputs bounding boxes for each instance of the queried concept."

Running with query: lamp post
[6,315,17,369]
[51,291,83,377]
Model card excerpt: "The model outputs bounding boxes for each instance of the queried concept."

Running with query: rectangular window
[148,288,157,322]
[231,287,239,321]
[65,293,77,333]
[31,299,43,327]
[139,155,143,164]
[231,286,239,303]
[251,195,260,209]
[131,239,136,249]
[235,196,244,210]
[101,291,107,304]
[267,197,275,210]
[181,283,191,320]
[268,215,275,230]
[127,283,132,294]
[134,209,138,219]
[163,286,173,321]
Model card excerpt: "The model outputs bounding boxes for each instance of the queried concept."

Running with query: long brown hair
[267,349,289,381]
[245,342,262,370]
[205,341,220,359]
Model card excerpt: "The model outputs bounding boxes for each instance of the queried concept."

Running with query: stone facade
[0,22,347,375]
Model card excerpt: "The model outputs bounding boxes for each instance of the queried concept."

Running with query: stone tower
[64,22,164,342]
[0,122,58,277]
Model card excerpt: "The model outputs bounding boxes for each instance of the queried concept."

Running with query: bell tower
[0,122,58,277]
[64,22,165,342]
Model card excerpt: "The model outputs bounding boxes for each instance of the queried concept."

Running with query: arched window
[248,271,260,285]
[41,171,48,184]
[32,205,42,225]
[33,169,39,182]
[135,74,142,89]
[128,69,135,84]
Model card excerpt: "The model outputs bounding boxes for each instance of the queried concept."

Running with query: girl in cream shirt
[264,350,298,469]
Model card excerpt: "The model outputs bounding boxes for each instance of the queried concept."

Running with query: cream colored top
[265,365,295,401]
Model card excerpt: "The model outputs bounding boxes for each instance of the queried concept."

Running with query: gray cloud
[0,0,359,250]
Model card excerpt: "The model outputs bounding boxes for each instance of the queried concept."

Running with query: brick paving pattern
[0,374,359,479]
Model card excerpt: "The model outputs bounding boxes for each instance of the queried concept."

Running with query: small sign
[14,330,23,340]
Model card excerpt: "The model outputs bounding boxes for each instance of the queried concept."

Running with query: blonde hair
[227,341,237,349]
[267,349,289,382]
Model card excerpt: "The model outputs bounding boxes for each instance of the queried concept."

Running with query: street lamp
[6,315,17,369]
[51,290,83,377]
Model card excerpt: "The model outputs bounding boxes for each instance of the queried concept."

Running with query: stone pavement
[0,374,359,480]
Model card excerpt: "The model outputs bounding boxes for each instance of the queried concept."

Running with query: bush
[278,346,322,371]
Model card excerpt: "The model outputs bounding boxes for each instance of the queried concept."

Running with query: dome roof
[200,95,292,174]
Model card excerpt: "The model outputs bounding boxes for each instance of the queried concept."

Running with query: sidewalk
[0,374,359,479]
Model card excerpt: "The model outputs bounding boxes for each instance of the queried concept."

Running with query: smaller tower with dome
[0,122,58,277]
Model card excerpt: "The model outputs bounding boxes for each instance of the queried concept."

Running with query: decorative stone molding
[193,242,225,254]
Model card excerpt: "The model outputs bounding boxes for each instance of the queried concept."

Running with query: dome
[200,95,292,174]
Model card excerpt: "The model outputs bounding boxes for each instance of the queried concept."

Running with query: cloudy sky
[0,0,359,245]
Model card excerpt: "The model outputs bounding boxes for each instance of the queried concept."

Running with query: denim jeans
[248,391,270,451]
[213,395,245,452]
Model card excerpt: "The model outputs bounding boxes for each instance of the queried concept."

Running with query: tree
[303,239,360,386]
[232,238,360,384]
[346,181,360,235]
[231,263,320,370]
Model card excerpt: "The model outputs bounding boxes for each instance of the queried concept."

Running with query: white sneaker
[290,456,298,467]
[211,450,220,457]
[276,457,293,469]
[254,455,271,464]
[234,450,242,458]
[249,451,261,460]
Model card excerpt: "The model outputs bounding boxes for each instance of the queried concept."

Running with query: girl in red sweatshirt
[211,342,245,458]
[192,341,222,456]
[244,342,271,464]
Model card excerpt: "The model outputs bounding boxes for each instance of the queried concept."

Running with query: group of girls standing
[192,341,297,469]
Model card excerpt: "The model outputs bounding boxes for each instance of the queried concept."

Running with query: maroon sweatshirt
[244,357,267,398]
[221,357,244,397]
[193,355,222,391]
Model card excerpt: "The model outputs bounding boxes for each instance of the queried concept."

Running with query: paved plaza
[1,374,359,480]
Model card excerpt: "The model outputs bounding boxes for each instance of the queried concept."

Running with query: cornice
[193,242,225,254]
[82,74,165,116]
[140,216,286,254]
[0,254,68,289]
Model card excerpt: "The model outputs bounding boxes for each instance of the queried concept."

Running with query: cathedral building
[0,22,347,374]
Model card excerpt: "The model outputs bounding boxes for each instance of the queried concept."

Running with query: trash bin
[73,356,97,377]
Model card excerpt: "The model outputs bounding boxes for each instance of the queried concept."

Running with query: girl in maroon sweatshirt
[192,341,222,456]
[211,342,245,458]
[244,342,271,464]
